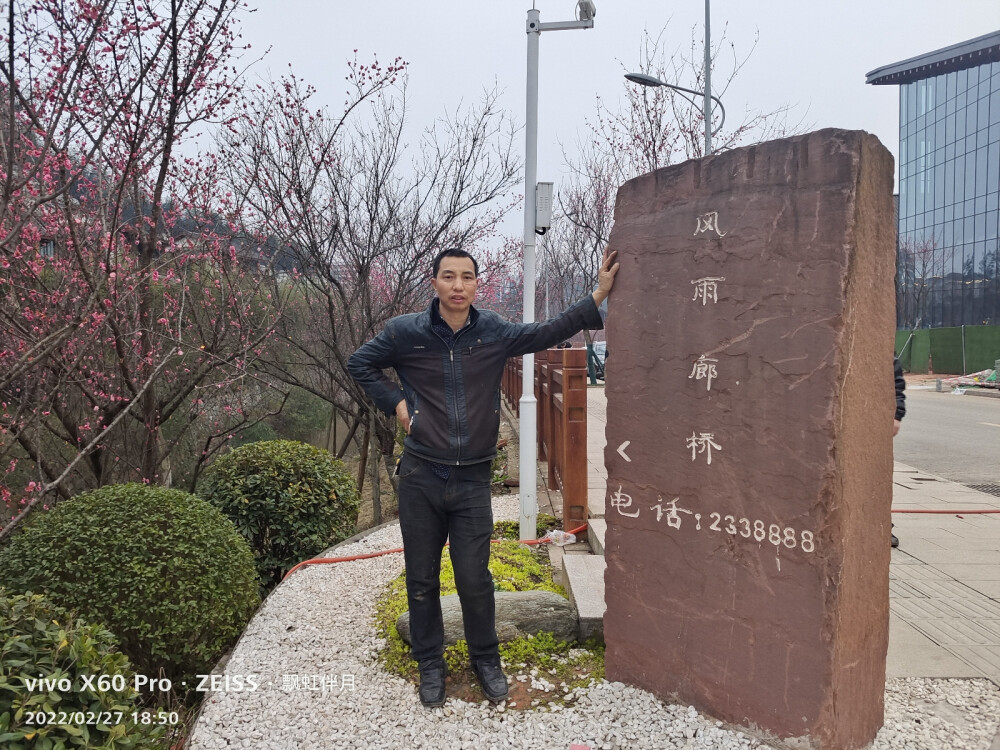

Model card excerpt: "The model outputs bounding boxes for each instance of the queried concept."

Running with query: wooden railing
[501,348,588,534]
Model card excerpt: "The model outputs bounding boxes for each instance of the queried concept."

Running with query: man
[348,247,619,707]
[892,356,906,548]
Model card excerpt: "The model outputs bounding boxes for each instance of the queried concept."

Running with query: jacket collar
[429,297,480,331]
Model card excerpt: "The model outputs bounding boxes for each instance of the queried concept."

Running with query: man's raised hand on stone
[593,247,620,307]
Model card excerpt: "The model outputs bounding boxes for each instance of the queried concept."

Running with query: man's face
[431,256,478,316]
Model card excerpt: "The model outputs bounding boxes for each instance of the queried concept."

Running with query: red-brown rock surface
[603,129,896,750]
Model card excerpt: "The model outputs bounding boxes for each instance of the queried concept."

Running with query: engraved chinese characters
[689,262,724,467]
[688,354,717,390]
[685,431,720,464]
[603,130,896,749]
[609,485,638,518]
[611,209,820,563]
[693,210,727,237]
[690,276,725,305]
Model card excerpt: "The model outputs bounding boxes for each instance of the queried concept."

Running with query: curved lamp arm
[625,72,726,136]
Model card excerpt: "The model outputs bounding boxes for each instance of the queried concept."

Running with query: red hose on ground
[282,507,1000,581]
[892,509,1000,514]
[282,523,590,582]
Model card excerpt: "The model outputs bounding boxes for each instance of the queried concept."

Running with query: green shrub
[197,440,360,591]
[0,484,260,692]
[0,590,166,749]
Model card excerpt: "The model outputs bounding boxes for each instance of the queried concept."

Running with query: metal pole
[703,0,712,155]
[543,231,550,320]
[519,9,541,542]
[962,324,967,375]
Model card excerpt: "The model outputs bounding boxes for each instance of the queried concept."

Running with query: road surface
[894,386,1000,487]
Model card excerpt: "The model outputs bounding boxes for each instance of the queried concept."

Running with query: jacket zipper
[432,325,471,466]
[449,349,462,464]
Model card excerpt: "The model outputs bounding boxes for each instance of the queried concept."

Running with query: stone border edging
[318,516,403,557]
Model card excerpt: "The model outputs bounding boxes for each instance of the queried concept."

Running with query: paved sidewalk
[584,386,1000,686]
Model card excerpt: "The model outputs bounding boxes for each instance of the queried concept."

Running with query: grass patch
[373,529,605,708]
[491,512,560,542]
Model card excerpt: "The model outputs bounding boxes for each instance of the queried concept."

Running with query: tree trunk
[138,236,160,482]
[370,413,381,525]
[325,406,338,453]
[381,452,400,496]
[337,416,361,460]
[356,420,370,494]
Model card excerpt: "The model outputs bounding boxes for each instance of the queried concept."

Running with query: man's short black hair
[432,248,478,278]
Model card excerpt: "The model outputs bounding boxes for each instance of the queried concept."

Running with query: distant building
[867,31,1000,328]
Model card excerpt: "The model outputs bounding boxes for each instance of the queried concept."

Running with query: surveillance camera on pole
[535,182,553,234]
[577,0,596,21]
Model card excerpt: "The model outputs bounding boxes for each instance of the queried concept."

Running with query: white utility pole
[520,4,594,542]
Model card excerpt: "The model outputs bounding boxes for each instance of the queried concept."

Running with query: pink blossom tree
[0,0,284,537]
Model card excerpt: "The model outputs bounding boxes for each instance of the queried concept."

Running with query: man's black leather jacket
[348,296,603,466]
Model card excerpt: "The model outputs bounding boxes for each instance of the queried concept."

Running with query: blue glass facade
[896,59,1000,328]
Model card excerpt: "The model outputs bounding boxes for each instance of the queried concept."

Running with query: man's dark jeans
[397,451,498,666]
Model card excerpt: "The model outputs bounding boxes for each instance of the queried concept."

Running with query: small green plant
[490,450,510,487]
[198,440,360,592]
[0,590,167,749]
[0,484,260,694]
[491,513,560,542]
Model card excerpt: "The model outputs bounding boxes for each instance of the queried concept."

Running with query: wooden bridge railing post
[502,347,589,538]
[559,348,588,535]
[535,350,549,462]
[546,348,562,491]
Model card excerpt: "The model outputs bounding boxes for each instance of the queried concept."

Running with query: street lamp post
[520,2,594,542]
[625,1,722,156]
[703,0,712,155]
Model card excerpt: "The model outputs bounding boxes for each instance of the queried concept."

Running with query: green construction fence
[895,325,1000,374]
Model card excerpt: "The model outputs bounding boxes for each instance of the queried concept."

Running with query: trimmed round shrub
[0,590,165,749]
[0,484,260,690]
[197,440,360,591]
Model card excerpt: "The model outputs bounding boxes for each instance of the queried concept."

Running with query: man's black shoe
[472,659,509,702]
[418,660,447,707]
[891,533,899,548]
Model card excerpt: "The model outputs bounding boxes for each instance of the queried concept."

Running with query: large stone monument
[603,129,896,749]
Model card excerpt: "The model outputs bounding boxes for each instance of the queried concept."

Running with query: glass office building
[867,31,1000,328]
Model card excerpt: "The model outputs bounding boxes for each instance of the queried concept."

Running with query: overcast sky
[239,1,999,236]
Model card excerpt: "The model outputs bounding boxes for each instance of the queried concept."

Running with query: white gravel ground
[187,495,1000,750]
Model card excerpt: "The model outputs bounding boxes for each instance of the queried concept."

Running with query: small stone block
[563,554,606,641]
[396,590,578,646]
[588,518,606,556]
